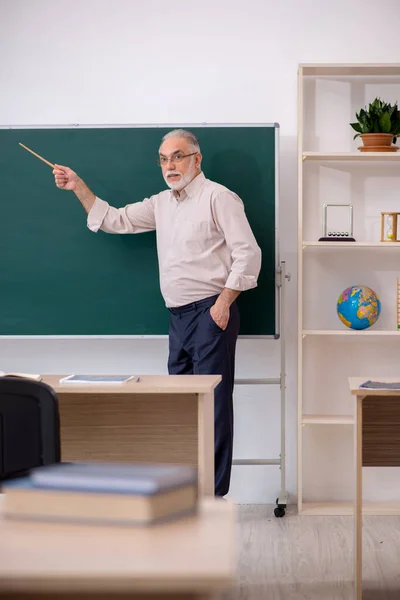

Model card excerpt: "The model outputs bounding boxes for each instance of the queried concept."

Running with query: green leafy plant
[350,98,400,143]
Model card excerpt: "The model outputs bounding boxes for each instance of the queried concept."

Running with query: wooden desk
[0,497,236,599]
[349,377,400,600]
[41,375,221,497]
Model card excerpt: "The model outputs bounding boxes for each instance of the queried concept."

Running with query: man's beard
[164,160,197,191]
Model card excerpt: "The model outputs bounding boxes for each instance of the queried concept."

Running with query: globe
[337,285,381,330]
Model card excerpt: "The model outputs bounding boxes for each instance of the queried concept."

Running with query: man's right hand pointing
[53,164,96,213]
[53,164,80,191]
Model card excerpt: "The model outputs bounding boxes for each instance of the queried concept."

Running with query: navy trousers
[167,294,240,496]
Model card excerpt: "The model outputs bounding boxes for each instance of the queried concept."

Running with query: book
[0,371,42,381]
[360,380,400,390]
[59,374,135,384]
[31,462,198,494]
[2,463,198,526]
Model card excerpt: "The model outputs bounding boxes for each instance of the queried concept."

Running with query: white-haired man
[53,129,261,497]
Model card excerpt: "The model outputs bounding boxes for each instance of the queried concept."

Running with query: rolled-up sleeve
[87,196,156,234]
[212,191,262,291]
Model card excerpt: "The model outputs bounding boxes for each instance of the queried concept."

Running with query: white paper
[59,374,135,384]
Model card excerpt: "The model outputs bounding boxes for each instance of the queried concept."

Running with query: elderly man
[53,129,261,497]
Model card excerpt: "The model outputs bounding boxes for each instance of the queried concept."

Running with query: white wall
[1,0,400,503]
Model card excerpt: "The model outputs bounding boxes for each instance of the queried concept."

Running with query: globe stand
[319,203,356,242]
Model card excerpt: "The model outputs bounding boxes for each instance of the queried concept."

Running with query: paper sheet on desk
[0,371,42,381]
[59,374,135,384]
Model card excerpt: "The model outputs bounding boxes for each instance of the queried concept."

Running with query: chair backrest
[0,377,60,481]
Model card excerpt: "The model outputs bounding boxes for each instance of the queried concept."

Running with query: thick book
[2,463,198,526]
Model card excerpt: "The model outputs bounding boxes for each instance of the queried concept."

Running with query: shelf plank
[303,151,400,161]
[301,502,400,516]
[303,330,400,337]
[302,414,353,425]
[300,64,400,77]
[303,241,400,248]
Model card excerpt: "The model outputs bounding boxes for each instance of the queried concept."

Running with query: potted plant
[350,98,400,152]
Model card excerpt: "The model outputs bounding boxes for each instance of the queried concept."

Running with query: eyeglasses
[157,152,197,166]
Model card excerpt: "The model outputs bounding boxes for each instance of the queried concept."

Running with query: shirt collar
[172,172,206,200]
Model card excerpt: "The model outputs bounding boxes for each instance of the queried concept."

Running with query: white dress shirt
[87,172,262,308]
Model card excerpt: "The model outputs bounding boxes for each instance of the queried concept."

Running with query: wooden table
[41,375,221,497]
[349,377,400,600]
[0,497,236,599]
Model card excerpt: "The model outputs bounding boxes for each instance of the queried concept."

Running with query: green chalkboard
[0,125,278,336]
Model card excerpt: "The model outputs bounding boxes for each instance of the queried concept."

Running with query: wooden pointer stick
[18,142,55,169]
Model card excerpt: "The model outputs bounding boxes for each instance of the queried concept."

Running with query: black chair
[0,377,60,482]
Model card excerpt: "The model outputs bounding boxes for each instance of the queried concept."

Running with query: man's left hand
[210,299,230,330]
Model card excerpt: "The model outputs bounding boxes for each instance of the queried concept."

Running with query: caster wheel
[274,497,286,518]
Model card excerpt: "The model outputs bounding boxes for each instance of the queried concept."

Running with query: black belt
[168,294,219,315]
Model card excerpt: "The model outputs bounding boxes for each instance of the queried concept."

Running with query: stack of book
[2,462,198,526]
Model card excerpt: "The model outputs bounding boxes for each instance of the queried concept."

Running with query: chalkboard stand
[234,260,290,517]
